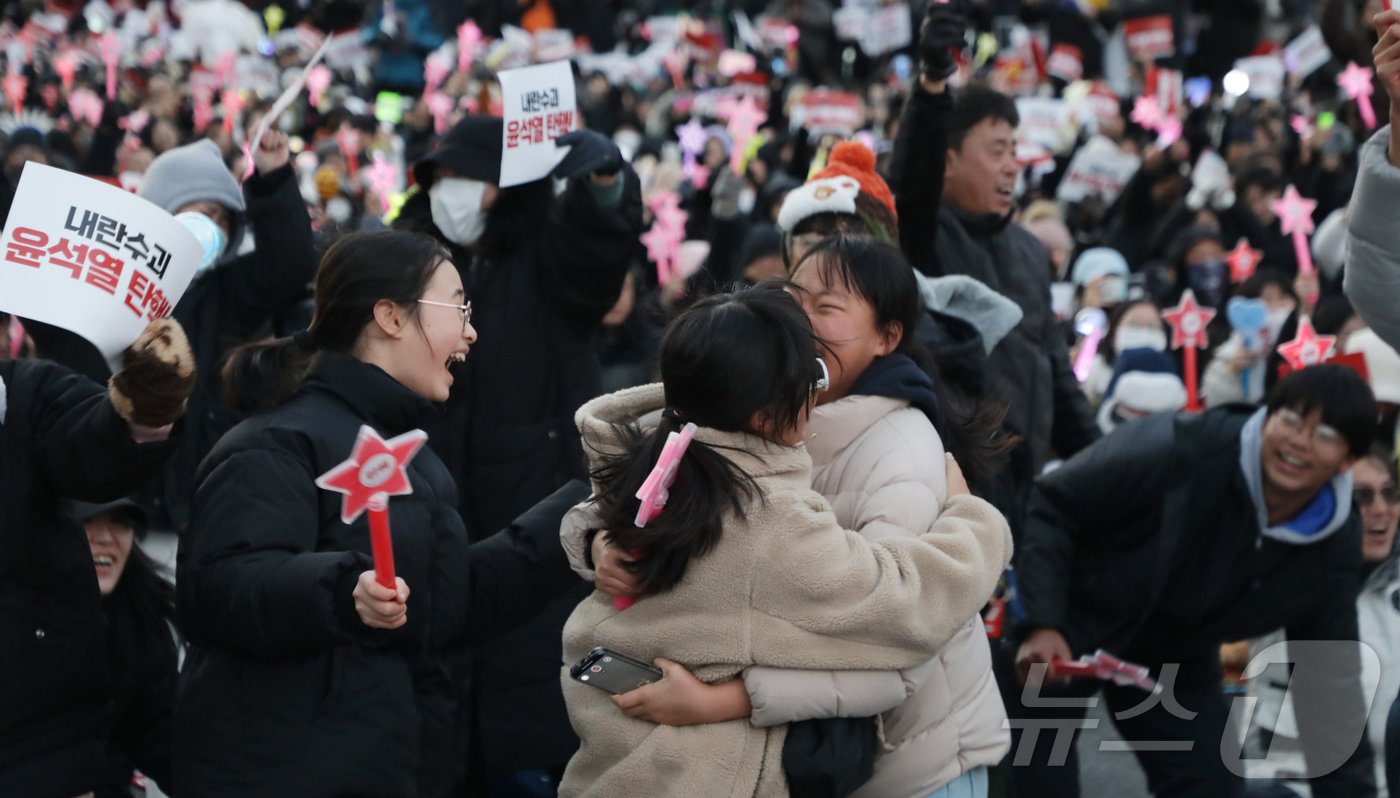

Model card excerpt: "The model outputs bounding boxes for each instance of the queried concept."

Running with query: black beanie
[413,114,504,188]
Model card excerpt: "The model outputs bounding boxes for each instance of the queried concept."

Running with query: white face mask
[737,187,756,215]
[429,177,489,247]
[1114,325,1168,354]
[175,211,227,273]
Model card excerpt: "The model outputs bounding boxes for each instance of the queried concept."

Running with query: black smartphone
[570,647,664,695]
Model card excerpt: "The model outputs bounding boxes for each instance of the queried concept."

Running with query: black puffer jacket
[173,352,585,797]
[0,358,176,796]
[24,163,316,535]
[395,172,642,775]
[1017,406,1375,798]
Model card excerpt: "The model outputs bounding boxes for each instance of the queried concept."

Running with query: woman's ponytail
[221,335,315,418]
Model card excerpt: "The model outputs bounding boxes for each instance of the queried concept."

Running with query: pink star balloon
[1272,185,1318,275]
[726,95,766,173]
[675,118,707,158]
[1227,238,1262,283]
[315,425,429,589]
[1338,61,1377,129]
[1155,114,1182,148]
[1276,316,1337,371]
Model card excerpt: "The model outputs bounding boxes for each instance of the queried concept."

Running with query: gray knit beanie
[139,140,247,215]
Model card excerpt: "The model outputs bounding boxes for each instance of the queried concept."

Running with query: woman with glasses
[173,230,589,797]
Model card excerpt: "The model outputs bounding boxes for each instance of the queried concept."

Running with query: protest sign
[1234,55,1285,100]
[1283,25,1332,78]
[0,163,201,367]
[862,3,912,57]
[498,60,577,187]
[793,89,863,136]
[1016,96,1074,154]
[1123,15,1174,61]
[1057,135,1142,205]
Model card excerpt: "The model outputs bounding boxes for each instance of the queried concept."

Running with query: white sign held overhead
[1283,26,1332,79]
[0,163,203,368]
[1057,135,1143,205]
[1233,55,1285,100]
[498,60,578,188]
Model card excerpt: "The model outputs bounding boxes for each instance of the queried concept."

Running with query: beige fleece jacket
[558,384,1013,798]
[743,394,1010,798]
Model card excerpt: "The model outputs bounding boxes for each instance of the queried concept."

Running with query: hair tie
[292,329,318,351]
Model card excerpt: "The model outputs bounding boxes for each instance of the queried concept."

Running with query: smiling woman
[176,230,586,797]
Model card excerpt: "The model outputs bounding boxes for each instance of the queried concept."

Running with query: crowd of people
[7,0,1400,796]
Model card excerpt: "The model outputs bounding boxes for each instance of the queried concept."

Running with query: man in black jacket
[395,114,642,793]
[0,318,193,796]
[1005,365,1379,798]
[892,29,1099,534]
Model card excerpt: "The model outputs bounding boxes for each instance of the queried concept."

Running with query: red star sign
[1162,289,1216,350]
[1276,316,1337,371]
[1226,238,1263,284]
[315,426,429,523]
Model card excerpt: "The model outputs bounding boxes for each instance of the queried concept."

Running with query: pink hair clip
[613,421,697,611]
[634,422,697,528]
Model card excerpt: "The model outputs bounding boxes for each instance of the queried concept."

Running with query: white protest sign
[498,60,578,188]
[1283,26,1332,79]
[0,163,202,367]
[1057,135,1142,205]
[1234,55,1285,100]
[793,89,863,136]
[860,3,912,57]
[1016,97,1075,154]
[535,29,576,63]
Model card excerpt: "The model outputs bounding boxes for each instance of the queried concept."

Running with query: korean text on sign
[0,162,202,367]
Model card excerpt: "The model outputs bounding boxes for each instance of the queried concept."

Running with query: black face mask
[1187,259,1228,308]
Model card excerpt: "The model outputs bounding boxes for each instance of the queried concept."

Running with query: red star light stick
[316,426,429,589]
[1276,316,1338,371]
[1163,289,1216,412]
[1226,238,1262,283]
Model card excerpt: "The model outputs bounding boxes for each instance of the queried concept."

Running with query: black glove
[552,129,623,179]
[919,1,970,82]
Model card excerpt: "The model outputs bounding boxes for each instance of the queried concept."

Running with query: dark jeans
[994,642,1244,798]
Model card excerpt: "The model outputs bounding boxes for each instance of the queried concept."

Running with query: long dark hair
[590,282,824,595]
[793,236,1014,493]
[222,231,452,416]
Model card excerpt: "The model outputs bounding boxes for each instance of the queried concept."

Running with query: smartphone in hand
[570,647,663,695]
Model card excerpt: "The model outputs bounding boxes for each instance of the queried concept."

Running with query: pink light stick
[1272,185,1318,277]
[306,65,332,108]
[100,32,121,100]
[457,21,481,75]
[1338,61,1377,130]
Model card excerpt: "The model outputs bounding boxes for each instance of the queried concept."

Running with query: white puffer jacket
[742,393,1010,798]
